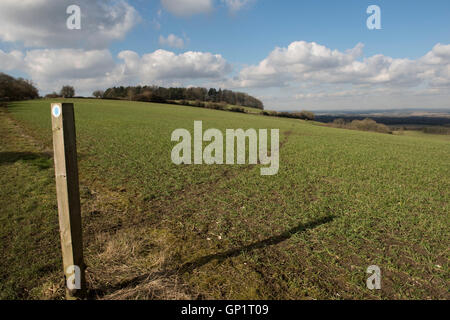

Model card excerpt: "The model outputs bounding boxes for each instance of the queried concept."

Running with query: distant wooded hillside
[0,73,39,102]
[99,86,264,110]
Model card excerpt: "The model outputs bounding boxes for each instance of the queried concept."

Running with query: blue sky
[123,0,450,61]
[0,0,449,111]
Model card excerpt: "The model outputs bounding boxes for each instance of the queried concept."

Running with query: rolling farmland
[1,99,449,299]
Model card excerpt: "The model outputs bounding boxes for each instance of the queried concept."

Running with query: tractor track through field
[148,128,295,220]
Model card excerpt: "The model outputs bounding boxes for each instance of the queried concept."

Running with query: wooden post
[51,103,86,300]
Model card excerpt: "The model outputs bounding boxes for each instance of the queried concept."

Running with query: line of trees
[97,85,264,110]
[329,118,392,134]
[421,126,450,135]
[44,85,76,98]
[262,110,315,121]
[0,73,39,101]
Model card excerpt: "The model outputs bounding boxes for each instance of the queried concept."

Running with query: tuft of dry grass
[85,227,191,300]
[102,275,190,300]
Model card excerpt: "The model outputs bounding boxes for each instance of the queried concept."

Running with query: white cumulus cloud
[24,49,115,80]
[1,38,449,110]
[21,49,118,93]
[159,34,185,49]
[118,49,231,82]
[420,43,450,87]
[226,41,450,110]
[0,50,24,71]
[232,41,449,89]
[0,0,140,49]
[0,47,231,94]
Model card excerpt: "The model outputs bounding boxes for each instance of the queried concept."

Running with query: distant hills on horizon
[305,108,450,127]
[298,108,450,117]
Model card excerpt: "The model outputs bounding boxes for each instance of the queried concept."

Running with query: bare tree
[60,86,75,98]
[93,90,104,98]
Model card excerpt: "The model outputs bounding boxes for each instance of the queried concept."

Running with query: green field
[1,98,449,300]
